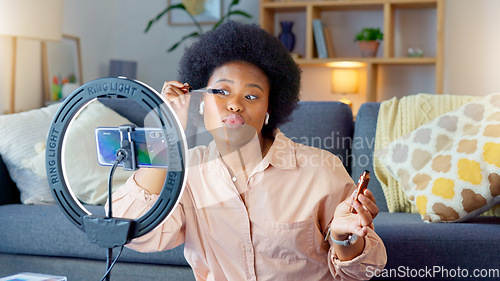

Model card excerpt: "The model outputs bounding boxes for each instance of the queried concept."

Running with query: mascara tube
[350,170,370,213]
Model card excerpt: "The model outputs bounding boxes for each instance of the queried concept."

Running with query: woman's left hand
[330,189,379,240]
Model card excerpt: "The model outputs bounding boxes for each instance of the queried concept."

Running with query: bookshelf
[260,0,445,102]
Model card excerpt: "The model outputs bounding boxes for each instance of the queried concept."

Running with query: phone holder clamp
[118,124,138,171]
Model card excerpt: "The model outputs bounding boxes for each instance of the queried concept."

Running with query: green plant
[354,28,383,42]
[145,0,252,52]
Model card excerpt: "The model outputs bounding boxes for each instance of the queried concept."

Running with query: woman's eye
[246,95,257,100]
[209,89,229,96]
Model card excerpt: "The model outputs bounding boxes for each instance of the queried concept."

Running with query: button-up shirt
[111,130,387,280]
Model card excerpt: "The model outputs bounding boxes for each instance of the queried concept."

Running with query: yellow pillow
[376,93,500,222]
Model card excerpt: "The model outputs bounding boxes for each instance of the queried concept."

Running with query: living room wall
[297,0,500,113]
[0,0,258,113]
[1,0,499,113]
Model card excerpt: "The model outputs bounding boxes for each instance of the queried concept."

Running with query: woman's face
[203,61,270,147]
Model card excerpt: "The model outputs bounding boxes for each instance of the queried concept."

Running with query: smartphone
[350,170,370,213]
[95,127,169,168]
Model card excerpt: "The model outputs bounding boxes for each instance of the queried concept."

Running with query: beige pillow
[25,100,134,205]
[376,93,500,222]
[0,103,61,204]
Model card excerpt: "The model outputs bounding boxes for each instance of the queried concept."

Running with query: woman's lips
[223,114,245,129]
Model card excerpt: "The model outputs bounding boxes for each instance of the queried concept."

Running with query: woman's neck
[216,133,270,174]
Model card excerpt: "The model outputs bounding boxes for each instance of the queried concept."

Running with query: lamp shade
[0,0,64,41]
[109,60,138,79]
[331,68,359,94]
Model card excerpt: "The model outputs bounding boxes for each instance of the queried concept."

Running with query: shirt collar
[263,129,296,170]
[201,129,297,175]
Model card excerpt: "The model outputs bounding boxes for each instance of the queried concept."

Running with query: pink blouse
[111,130,387,281]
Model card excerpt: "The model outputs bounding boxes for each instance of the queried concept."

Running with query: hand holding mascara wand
[161,82,225,107]
[160,82,224,130]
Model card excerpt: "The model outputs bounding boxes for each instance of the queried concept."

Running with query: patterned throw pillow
[376,93,500,222]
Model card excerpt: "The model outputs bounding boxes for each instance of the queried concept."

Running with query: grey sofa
[0,101,499,280]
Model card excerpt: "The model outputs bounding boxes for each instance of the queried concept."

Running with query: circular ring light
[46,77,187,240]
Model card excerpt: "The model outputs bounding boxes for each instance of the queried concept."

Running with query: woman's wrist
[329,221,350,241]
[331,233,350,242]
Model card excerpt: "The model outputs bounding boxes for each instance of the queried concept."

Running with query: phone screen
[95,127,169,168]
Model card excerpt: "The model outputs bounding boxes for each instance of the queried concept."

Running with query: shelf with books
[260,0,444,101]
[296,57,436,66]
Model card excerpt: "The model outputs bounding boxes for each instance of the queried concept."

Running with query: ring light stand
[45,77,188,280]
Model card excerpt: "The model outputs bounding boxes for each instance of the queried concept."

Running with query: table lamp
[331,65,360,108]
[109,60,138,79]
[0,0,64,114]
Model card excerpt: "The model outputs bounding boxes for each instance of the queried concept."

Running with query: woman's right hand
[161,81,192,130]
[134,81,190,195]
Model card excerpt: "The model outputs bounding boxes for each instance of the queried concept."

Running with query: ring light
[45,77,188,244]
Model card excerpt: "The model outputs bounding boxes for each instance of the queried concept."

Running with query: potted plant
[144,0,251,52]
[354,27,383,57]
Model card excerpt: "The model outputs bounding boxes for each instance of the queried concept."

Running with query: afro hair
[178,21,301,138]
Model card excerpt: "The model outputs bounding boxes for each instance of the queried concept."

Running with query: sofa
[0,99,499,281]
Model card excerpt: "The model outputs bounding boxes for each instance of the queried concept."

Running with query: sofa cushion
[351,102,387,212]
[373,212,500,280]
[0,154,20,205]
[0,204,189,266]
[0,254,194,281]
[376,94,500,222]
[280,101,354,172]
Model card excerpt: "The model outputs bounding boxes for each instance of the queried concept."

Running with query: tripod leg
[106,247,112,281]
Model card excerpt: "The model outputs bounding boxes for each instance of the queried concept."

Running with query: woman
[112,21,386,280]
